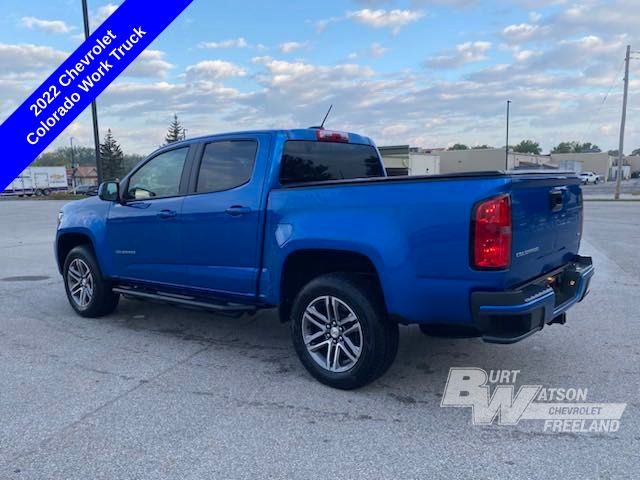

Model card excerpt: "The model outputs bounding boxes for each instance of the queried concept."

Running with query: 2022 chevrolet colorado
[56,128,594,389]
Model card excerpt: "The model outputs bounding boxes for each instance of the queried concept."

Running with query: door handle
[157,209,177,219]
[225,206,252,216]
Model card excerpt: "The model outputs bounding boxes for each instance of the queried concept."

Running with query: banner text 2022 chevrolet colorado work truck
[55,128,594,389]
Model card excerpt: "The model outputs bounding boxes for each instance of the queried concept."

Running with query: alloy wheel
[67,258,94,308]
[301,295,363,373]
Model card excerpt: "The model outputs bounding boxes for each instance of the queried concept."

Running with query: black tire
[34,189,43,196]
[63,245,119,317]
[290,273,398,390]
[43,189,51,196]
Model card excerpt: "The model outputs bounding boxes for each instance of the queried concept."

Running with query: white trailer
[2,167,68,196]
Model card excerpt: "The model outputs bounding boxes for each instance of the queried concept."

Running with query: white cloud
[513,49,539,61]
[425,41,492,68]
[0,43,67,73]
[199,38,249,49]
[184,60,247,80]
[5,0,640,157]
[502,23,541,43]
[278,41,306,53]
[20,17,73,34]
[369,42,389,58]
[528,11,542,23]
[347,9,424,33]
[123,50,174,78]
[93,3,120,27]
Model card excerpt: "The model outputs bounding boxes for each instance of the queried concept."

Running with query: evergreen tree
[100,129,125,181]
[165,113,185,144]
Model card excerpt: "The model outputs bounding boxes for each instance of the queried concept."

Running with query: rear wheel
[63,245,119,317]
[290,273,398,389]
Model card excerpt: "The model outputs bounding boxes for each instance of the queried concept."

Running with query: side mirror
[98,181,119,202]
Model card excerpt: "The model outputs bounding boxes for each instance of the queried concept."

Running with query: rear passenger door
[177,135,271,300]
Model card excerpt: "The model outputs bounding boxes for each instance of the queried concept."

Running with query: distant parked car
[579,172,600,184]
[75,185,98,196]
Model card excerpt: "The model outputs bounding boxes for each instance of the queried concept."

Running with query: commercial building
[379,146,555,176]
[438,149,555,174]
[378,145,440,176]
[380,145,638,180]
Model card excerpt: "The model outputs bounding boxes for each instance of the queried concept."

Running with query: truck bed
[263,170,583,326]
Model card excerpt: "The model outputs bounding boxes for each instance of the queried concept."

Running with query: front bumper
[471,256,594,344]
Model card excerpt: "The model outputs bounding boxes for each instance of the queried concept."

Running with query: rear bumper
[471,255,594,344]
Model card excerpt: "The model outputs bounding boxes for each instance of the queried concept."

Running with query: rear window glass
[196,140,257,193]
[280,141,384,184]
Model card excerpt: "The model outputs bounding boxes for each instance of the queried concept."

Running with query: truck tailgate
[507,173,583,287]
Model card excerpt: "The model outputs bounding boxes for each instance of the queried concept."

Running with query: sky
[0,0,639,157]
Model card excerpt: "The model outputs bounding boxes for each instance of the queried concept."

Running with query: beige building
[438,149,555,174]
[550,153,614,180]
[378,146,440,176]
[626,155,640,174]
[380,146,638,179]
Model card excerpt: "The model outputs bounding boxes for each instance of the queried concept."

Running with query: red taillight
[316,129,349,143]
[472,195,512,269]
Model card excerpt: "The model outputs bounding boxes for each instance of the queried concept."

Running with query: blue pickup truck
[56,128,594,389]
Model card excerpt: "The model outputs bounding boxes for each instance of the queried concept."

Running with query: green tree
[608,149,619,157]
[576,142,600,153]
[513,140,541,155]
[472,145,493,149]
[34,146,96,167]
[33,145,142,177]
[631,148,640,156]
[552,141,601,154]
[551,142,573,154]
[448,143,469,151]
[100,129,125,181]
[165,113,185,144]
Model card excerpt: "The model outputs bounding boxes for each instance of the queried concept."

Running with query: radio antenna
[319,104,333,129]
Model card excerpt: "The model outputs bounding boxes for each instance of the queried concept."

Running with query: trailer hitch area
[549,313,567,325]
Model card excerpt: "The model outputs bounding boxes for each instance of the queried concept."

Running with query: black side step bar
[112,287,254,312]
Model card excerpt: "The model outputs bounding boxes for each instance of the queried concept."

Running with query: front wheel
[63,245,119,317]
[290,273,398,390]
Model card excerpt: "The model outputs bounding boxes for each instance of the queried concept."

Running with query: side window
[127,148,188,200]
[196,140,257,193]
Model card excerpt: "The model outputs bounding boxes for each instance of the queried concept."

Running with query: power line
[583,59,625,142]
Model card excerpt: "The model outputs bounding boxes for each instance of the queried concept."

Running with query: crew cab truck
[55,128,594,389]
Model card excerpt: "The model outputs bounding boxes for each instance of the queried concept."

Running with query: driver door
[106,146,191,284]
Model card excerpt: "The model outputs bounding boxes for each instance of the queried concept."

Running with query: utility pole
[505,100,511,170]
[70,137,76,193]
[81,0,103,185]
[615,46,631,200]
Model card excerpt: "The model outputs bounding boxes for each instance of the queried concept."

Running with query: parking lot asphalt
[0,200,638,479]
[582,178,640,197]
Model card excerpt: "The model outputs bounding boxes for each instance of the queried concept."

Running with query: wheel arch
[278,248,385,323]
[56,231,97,274]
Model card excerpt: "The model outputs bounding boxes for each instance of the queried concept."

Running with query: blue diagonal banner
[0,0,194,190]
